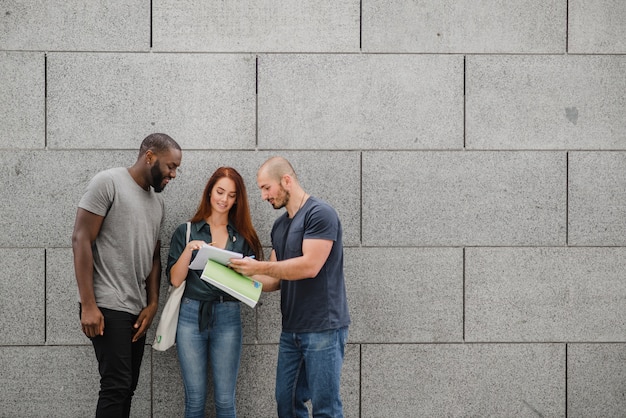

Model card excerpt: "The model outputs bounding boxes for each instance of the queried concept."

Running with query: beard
[150,161,165,193]
[270,187,290,209]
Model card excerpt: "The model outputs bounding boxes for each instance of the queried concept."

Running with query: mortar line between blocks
[462,247,466,342]
[255,55,259,148]
[566,152,569,246]
[359,343,363,417]
[359,152,363,244]
[359,0,363,51]
[149,0,153,49]
[44,249,47,343]
[565,343,568,417]
[44,53,48,148]
[463,55,467,149]
[566,0,570,53]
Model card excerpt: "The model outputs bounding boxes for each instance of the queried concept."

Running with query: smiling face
[149,147,182,193]
[210,177,237,215]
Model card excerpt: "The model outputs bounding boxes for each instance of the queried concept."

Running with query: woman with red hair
[167,167,263,418]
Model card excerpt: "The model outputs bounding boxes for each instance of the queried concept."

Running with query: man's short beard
[150,161,165,193]
[273,188,289,209]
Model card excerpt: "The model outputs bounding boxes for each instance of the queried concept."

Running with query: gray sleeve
[78,171,115,217]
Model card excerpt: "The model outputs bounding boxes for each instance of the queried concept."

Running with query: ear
[280,173,292,189]
[145,149,155,165]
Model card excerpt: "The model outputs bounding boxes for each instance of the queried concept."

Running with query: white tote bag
[152,222,190,351]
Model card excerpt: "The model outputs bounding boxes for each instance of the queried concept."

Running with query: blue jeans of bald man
[176,297,242,418]
[276,327,348,418]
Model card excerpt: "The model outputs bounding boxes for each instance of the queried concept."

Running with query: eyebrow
[217,186,236,194]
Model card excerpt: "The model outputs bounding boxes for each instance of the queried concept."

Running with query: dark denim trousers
[81,306,146,418]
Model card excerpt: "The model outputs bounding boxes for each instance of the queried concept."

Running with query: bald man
[230,156,350,418]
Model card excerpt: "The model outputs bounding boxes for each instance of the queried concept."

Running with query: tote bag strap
[186,221,191,245]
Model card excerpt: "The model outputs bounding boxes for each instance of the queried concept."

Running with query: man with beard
[229,156,350,418]
[72,133,181,417]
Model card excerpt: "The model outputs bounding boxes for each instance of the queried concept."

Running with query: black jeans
[81,306,146,418]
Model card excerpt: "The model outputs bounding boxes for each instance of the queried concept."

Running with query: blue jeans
[176,297,242,418]
[275,327,348,418]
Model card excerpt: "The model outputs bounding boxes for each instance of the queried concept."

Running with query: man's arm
[229,238,333,287]
[72,208,105,338]
[246,249,281,292]
[132,240,161,342]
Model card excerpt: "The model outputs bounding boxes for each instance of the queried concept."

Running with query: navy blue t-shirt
[271,196,350,333]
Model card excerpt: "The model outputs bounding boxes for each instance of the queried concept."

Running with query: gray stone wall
[1,1,625,417]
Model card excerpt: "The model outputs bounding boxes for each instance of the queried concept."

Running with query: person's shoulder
[176,221,193,232]
[307,195,329,206]
[90,167,126,184]
[307,196,338,216]
[79,168,124,214]
[170,221,191,237]
[167,222,191,247]
[97,167,126,176]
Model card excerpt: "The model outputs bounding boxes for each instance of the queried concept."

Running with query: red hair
[190,167,264,260]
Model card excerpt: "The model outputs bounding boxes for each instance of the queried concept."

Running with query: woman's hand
[170,240,207,287]
[185,240,206,252]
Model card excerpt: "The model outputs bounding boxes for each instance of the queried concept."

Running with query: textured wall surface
[1,0,625,417]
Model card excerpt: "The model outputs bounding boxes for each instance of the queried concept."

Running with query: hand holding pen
[229,255,258,276]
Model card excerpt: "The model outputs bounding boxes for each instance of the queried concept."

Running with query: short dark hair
[139,133,180,157]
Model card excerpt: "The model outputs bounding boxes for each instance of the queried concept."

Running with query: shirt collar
[194,218,236,234]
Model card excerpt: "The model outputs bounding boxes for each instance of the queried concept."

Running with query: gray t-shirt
[78,167,165,315]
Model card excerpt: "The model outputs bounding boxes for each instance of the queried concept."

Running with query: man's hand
[81,304,104,338]
[229,256,260,277]
[132,304,158,342]
[229,257,282,292]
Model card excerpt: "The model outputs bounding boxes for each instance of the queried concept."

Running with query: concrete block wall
[1,1,624,416]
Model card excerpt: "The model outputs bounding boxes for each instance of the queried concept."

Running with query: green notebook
[200,259,263,308]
